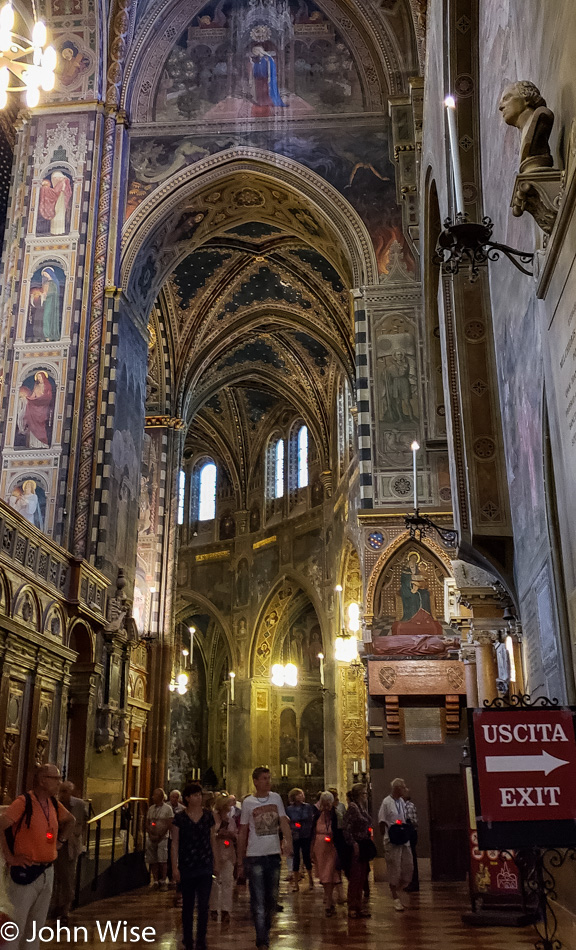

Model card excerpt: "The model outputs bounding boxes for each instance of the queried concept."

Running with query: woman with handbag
[377,777,414,912]
[311,791,342,917]
[342,783,375,919]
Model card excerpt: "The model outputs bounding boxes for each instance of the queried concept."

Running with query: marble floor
[44,876,539,950]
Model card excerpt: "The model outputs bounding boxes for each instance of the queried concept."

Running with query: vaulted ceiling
[147,220,354,495]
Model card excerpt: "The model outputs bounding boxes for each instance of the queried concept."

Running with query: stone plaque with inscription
[368,659,466,695]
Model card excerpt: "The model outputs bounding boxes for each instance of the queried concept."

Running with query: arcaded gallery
[0,0,575,949]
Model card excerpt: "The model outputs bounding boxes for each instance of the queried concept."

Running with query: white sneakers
[393,897,404,912]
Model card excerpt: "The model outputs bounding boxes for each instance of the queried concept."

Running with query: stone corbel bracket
[511,168,563,235]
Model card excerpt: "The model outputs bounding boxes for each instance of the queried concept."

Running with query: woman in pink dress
[311,791,342,917]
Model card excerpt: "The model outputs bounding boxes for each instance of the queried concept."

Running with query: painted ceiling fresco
[128,126,405,275]
[126,0,411,277]
[153,0,364,123]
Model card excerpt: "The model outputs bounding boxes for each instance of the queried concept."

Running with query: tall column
[460,644,479,707]
[510,632,526,694]
[144,419,184,791]
[474,629,498,705]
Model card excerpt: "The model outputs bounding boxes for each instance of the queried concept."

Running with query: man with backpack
[0,763,74,950]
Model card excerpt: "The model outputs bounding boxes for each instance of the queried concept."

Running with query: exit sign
[471,708,576,823]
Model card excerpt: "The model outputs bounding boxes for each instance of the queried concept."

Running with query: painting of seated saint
[56,40,91,88]
[25,266,65,342]
[15,370,57,449]
[9,478,46,531]
[37,169,73,235]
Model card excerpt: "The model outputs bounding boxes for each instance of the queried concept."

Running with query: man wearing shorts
[378,777,413,912]
[146,788,173,888]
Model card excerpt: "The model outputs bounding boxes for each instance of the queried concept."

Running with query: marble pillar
[460,644,479,707]
[474,629,498,705]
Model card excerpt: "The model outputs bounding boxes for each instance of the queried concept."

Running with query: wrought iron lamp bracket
[434,215,535,281]
[404,510,458,547]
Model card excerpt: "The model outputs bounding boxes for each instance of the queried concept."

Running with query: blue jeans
[245,854,281,947]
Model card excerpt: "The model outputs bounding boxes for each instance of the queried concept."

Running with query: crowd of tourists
[159,768,419,950]
[0,762,419,950]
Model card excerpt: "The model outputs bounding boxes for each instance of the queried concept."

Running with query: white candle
[411,441,419,512]
[189,626,195,665]
[229,671,235,703]
[318,653,324,687]
[444,96,465,217]
[353,760,359,775]
[361,758,366,773]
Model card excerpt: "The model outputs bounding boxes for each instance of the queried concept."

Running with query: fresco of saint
[249,46,287,116]
[57,41,91,87]
[16,371,56,449]
[26,266,64,342]
[38,171,73,235]
[9,479,45,530]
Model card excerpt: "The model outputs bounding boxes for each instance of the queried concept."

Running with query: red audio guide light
[46,831,54,840]
[295,822,301,828]
[224,839,230,847]
[324,836,331,843]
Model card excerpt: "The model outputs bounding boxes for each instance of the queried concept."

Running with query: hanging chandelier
[0,3,56,109]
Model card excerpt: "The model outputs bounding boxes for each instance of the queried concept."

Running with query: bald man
[0,764,74,950]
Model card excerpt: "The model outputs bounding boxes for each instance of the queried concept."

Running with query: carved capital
[474,630,498,647]
[459,645,477,664]
[511,169,563,235]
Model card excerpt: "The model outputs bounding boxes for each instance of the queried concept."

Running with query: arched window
[274,438,284,498]
[177,469,186,525]
[198,461,217,520]
[297,425,308,488]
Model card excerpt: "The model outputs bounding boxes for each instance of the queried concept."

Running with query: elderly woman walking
[343,783,376,919]
[311,791,342,916]
[210,792,237,924]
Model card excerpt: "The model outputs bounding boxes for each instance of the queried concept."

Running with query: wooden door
[427,773,468,881]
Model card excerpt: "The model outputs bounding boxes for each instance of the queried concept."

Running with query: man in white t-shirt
[146,788,174,889]
[237,767,293,950]
[378,777,413,912]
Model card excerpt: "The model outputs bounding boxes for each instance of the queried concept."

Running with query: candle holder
[404,509,458,547]
[434,214,534,282]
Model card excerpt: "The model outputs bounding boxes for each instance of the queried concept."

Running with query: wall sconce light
[435,95,534,281]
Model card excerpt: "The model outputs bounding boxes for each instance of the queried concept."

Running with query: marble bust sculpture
[499,81,554,173]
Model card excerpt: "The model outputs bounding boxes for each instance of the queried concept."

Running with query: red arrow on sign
[485,750,569,776]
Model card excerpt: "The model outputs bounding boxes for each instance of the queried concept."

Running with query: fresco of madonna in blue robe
[249,45,287,115]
